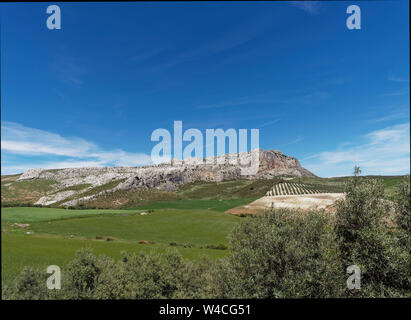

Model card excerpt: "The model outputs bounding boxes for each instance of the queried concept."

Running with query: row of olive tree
[3,174,410,299]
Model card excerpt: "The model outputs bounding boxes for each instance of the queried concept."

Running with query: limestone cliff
[16,149,315,206]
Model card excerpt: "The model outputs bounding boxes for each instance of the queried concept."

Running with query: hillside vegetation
[2,175,406,209]
[1,178,57,207]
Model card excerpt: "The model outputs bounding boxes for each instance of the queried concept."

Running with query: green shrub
[62,248,107,299]
[335,174,410,297]
[206,243,228,250]
[2,267,49,300]
[2,248,215,299]
[93,250,211,299]
[214,210,344,298]
[393,176,410,244]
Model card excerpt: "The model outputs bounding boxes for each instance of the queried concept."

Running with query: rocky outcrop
[255,149,315,178]
[35,191,78,206]
[17,149,315,206]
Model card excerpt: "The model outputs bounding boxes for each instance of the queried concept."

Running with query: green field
[2,233,229,283]
[1,207,142,223]
[1,205,240,283]
[135,198,256,212]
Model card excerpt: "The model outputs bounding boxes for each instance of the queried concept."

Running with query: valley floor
[1,203,242,283]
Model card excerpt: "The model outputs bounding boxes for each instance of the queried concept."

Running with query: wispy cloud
[290,1,321,15]
[303,123,410,177]
[388,75,410,83]
[1,122,152,174]
[50,55,86,85]
[196,93,282,110]
[144,17,272,73]
[380,88,410,97]
[129,47,166,62]
[282,136,304,147]
[258,119,281,129]
[382,75,410,96]
[368,111,409,123]
[196,89,330,110]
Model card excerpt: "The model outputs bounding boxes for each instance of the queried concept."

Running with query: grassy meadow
[1,204,240,283]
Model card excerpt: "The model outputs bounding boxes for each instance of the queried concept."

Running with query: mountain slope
[3,149,315,207]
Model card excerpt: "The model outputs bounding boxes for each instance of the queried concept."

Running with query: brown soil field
[226,193,345,215]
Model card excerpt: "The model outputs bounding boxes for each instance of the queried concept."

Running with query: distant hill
[3,149,407,209]
[1,149,315,207]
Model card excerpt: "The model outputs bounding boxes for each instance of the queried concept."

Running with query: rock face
[256,149,315,178]
[17,149,315,206]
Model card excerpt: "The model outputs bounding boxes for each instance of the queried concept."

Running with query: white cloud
[290,1,321,15]
[1,161,106,174]
[388,76,409,83]
[303,123,410,177]
[380,89,409,97]
[368,111,408,123]
[258,119,281,129]
[51,54,86,85]
[1,121,152,174]
[196,89,329,110]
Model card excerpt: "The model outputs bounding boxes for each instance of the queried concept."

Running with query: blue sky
[1,1,409,177]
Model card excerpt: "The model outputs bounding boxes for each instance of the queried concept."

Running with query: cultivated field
[227,193,345,215]
[265,182,342,196]
[227,182,346,214]
[1,204,240,283]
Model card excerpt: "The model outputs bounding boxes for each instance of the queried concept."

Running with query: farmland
[1,204,240,283]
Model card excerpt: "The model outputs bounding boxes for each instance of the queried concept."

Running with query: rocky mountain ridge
[16,149,315,206]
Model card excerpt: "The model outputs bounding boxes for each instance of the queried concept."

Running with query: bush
[214,210,344,298]
[2,267,49,300]
[206,243,228,250]
[393,176,411,244]
[1,202,43,208]
[92,250,212,299]
[62,248,108,299]
[335,174,410,297]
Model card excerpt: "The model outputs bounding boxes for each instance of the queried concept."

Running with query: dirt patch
[12,223,31,229]
[227,193,345,215]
